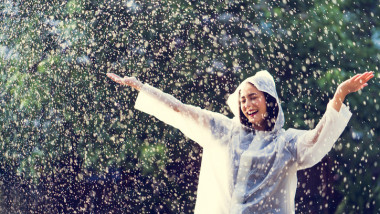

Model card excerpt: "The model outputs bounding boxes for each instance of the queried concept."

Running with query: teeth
[248,110,258,115]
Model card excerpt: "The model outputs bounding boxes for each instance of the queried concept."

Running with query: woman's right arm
[106,73,232,146]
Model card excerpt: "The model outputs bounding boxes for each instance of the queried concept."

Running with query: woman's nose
[245,100,254,108]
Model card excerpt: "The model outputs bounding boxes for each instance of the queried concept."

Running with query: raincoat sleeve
[295,101,352,170]
[134,84,235,148]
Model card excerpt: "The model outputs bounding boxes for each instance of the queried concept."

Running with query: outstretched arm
[296,71,374,170]
[107,73,210,132]
[310,71,374,143]
[106,73,235,147]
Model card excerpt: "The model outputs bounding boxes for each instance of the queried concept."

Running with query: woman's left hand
[331,71,374,112]
[337,71,374,96]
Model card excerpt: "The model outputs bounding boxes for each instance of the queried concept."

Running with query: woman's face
[240,82,268,131]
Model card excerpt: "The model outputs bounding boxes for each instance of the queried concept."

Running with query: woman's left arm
[330,71,374,112]
[296,72,374,170]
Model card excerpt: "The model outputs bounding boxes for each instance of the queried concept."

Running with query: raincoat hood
[227,70,284,132]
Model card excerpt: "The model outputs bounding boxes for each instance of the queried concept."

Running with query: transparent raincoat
[134,70,352,213]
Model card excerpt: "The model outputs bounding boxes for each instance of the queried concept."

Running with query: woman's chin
[249,119,262,126]
[250,120,266,130]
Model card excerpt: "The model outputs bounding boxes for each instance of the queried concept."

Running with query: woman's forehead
[240,82,262,97]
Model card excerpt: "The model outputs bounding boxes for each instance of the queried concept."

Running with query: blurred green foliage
[0,0,379,213]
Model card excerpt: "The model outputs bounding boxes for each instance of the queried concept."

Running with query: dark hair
[239,92,279,132]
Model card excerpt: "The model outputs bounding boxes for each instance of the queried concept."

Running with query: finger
[106,73,116,78]
[107,73,121,79]
[355,72,372,83]
[106,73,117,80]
[358,72,374,83]
[364,74,374,82]
[352,73,362,81]
[107,74,124,83]
[361,71,372,77]
[359,83,368,90]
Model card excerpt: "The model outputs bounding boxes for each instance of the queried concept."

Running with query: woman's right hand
[106,73,143,91]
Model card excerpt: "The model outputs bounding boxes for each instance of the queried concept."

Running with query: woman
[107,70,373,213]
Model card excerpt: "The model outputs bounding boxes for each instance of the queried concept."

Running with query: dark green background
[0,0,379,213]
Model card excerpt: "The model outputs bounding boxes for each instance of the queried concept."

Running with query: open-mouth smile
[247,110,258,117]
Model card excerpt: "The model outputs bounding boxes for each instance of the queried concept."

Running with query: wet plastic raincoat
[134,70,352,213]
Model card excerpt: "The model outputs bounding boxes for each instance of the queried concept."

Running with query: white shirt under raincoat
[134,70,352,213]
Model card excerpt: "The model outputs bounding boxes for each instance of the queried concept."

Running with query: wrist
[336,85,349,97]
[132,81,143,91]
[334,86,348,102]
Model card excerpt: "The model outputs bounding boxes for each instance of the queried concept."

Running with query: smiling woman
[238,82,279,132]
[239,83,268,131]
[107,70,374,213]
